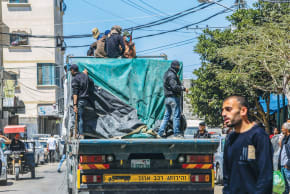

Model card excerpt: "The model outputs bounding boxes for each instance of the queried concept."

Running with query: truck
[65,57,219,194]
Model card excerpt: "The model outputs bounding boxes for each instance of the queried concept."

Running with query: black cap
[199,122,206,126]
[70,64,79,71]
[171,60,180,68]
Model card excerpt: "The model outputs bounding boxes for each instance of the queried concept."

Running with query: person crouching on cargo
[122,30,136,58]
[158,60,188,138]
[105,25,125,58]
[70,64,93,138]
[87,27,100,56]
[94,30,110,58]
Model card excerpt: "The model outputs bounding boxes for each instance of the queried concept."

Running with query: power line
[138,0,189,24]
[139,39,197,54]
[133,8,232,40]
[137,37,198,53]
[124,1,218,31]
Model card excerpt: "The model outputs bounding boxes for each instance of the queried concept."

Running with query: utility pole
[0,0,3,126]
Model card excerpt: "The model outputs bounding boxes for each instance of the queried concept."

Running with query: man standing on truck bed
[105,25,125,58]
[222,95,273,194]
[70,64,93,138]
[158,60,188,138]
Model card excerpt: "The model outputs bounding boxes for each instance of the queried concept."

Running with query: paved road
[0,163,67,194]
[0,163,223,194]
[215,185,223,194]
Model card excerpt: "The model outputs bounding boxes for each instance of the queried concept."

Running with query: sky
[63,0,240,79]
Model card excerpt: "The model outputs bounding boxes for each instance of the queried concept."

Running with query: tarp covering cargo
[65,58,183,138]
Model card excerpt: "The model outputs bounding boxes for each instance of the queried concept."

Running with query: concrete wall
[1,0,64,135]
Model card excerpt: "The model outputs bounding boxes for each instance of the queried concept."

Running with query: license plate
[103,174,190,183]
[131,159,150,168]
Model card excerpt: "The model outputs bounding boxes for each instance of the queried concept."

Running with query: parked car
[0,147,7,185]
[39,141,49,163]
[184,126,198,139]
[25,140,45,166]
[214,136,225,185]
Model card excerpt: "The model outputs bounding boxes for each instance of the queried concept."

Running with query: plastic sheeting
[65,58,183,138]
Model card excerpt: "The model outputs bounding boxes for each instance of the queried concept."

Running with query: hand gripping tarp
[66,58,183,138]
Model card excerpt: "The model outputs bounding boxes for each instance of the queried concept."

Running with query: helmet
[92,27,100,39]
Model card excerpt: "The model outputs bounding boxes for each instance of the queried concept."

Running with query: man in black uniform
[194,122,211,138]
[222,96,273,194]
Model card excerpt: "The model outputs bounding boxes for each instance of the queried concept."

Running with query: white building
[1,0,65,137]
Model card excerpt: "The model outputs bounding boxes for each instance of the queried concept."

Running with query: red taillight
[190,174,210,183]
[80,155,105,163]
[186,155,212,163]
[82,175,102,183]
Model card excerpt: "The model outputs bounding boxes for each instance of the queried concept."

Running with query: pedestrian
[94,30,110,58]
[278,122,290,194]
[279,126,288,147]
[47,134,57,163]
[158,60,188,138]
[270,127,279,139]
[122,30,136,58]
[194,122,211,138]
[70,64,94,138]
[222,95,273,194]
[57,142,67,173]
[105,25,125,58]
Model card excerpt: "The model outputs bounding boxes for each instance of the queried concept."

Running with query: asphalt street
[0,163,67,194]
[0,162,223,194]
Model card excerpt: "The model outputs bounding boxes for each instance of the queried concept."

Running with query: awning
[4,125,26,134]
[259,94,288,115]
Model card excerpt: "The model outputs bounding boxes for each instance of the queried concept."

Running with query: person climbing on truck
[122,30,136,58]
[70,64,94,138]
[105,25,125,58]
[94,30,110,58]
[158,60,188,138]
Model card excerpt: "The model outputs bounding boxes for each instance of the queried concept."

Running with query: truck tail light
[190,174,210,183]
[82,175,102,183]
[186,155,212,163]
[80,155,105,163]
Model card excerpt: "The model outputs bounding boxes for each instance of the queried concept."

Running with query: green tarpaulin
[70,57,183,128]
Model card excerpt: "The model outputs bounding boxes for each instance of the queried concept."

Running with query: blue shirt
[223,124,273,194]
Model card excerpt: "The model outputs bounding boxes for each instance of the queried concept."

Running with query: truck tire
[15,167,19,180]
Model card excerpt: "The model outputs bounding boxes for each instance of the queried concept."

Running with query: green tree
[187,2,289,133]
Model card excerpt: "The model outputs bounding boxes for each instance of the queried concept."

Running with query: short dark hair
[224,95,249,109]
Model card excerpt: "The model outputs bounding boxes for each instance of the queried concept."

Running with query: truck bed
[70,139,219,159]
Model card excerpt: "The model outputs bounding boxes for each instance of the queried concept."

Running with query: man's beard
[226,118,242,128]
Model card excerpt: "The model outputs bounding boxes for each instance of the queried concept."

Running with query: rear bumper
[79,183,213,194]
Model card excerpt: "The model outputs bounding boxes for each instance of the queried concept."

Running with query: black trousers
[49,150,55,163]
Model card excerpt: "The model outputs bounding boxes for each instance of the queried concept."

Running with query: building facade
[1,0,64,137]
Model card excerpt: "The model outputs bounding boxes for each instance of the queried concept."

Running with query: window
[37,64,60,86]
[9,0,28,3]
[10,31,29,46]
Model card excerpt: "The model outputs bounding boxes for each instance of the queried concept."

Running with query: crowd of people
[87,25,136,59]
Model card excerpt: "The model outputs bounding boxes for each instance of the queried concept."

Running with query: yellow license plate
[103,174,190,183]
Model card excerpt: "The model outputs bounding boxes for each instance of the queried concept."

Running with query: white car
[25,140,45,165]
[0,147,7,185]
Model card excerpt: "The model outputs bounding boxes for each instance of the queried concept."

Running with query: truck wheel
[31,167,35,179]
[15,167,19,180]
[0,173,7,185]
